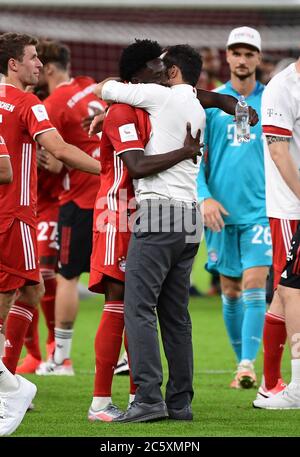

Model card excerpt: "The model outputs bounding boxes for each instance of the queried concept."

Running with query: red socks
[24,308,42,361]
[3,301,34,374]
[23,276,56,359]
[40,277,56,345]
[263,312,287,390]
[94,301,124,397]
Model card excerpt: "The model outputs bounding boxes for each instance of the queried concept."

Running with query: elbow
[50,147,65,161]
[127,169,142,179]
[127,164,145,179]
[269,148,281,165]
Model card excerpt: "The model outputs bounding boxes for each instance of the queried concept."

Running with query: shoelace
[108,404,121,412]
[0,398,7,419]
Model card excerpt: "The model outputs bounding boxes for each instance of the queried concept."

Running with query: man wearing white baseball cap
[227,26,261,52]
[198,26,271,391]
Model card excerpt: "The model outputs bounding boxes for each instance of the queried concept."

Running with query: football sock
[40,275,56,345]
[24,308,42,361]
[91,396,112,410]
[263,311,286,389]
[222,294,244,362]
[93,301,124,397]
[242,288,266,361]
[2,301,34,374]
[53,328,73,364]
[129,394,135,404]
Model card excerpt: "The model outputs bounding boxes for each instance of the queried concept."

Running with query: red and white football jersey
[0,135,9,157]
[0,84,55,232]
[262,63,300,219]
[94,103,151,225]
[89,103,151,292]
[44,76,105,209]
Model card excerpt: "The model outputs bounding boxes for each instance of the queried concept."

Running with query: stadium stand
[0,6,299,81]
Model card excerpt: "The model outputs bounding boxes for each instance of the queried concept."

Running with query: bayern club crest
[209,250,218,263]
[118,257,126,272]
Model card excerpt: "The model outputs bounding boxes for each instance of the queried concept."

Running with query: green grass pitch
[12,243,299,437]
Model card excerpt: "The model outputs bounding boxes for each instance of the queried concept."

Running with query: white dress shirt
[102,81,206,203]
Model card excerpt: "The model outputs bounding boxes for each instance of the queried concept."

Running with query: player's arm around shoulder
[36,129,100,175]
[100,80,169,113]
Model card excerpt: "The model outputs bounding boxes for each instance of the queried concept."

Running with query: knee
[36,282,46,303]
[243,276,265,290]
[243,268,268,291]
[0,291,16,319]
[20,282,45,307]
[221,285,241,299]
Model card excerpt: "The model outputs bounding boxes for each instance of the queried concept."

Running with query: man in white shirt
[98,44,205,422]
[253,58,300,409]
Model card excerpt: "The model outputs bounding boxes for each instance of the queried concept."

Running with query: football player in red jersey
[0,32,99,436]
[32,40,106,376]
[0,135,12,355]
[87,39,202,422]
[16,151,64,374]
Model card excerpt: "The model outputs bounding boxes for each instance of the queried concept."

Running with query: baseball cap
[226,27,261,52]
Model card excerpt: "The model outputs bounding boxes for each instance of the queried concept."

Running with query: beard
[233,68,255,80]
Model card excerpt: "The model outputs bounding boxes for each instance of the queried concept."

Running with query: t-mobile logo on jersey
[266,108,283,118]
[227,124,256,147]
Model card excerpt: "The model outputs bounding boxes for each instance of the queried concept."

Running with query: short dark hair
[119,39,162,82]
[0,32,38,75]
[37,40,70,71]
[163,44,202,87]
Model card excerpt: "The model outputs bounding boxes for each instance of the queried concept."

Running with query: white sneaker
[88,403,124,422]
[114,352,129,375]
[253,382,300,409]
[35,358,74,376]
[0,375,37,436]
[254,378,286,401]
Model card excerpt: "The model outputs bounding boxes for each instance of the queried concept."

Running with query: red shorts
[37,205,59,268]
[89,224,131,294]
[0,218,40,292]
[269,217,299,288]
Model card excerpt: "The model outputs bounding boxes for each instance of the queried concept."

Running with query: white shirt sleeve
[102,81,170,116]
[262,79,295,136]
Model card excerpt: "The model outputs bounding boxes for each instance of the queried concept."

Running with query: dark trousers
[124,200,202,408]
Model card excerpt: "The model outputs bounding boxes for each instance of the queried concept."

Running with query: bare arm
[121,124,202,179]
[267,135,300,200]
[37,147,63,174]
[196,89,259,126]
[36,130,100,175]
[0,156,13,184]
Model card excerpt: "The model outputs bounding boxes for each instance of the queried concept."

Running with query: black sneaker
[168,405,193,420]
[113,401,168,423]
